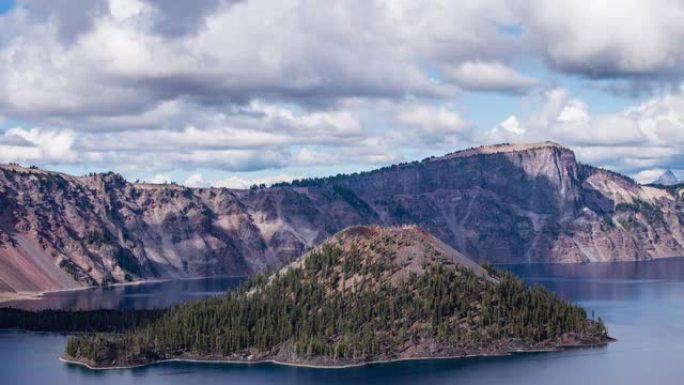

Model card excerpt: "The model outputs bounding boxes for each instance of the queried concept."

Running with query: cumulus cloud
[0,144,41,163]
[1,99,466,173]
[0,127,76,163]
[494,116,525,135]
[1,0,684,180]
[632,168,669,184]
[513,0,684,79]
[0,0,470,123]
[484,87,684,175]
[444,61,537,93]
[212,174,300,189]
[183,173,206,188]
[148,173,172,184]
[393,104,472,147]
[0,0,516,174]
[556,100,589,123]
[397,105,470,132]
[2,1,683,119]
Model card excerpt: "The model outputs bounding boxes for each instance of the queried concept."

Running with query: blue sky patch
[0,0,15,14]
[497,23,523,38]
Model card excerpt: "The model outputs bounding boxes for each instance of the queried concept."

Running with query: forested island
[62,226,610,369]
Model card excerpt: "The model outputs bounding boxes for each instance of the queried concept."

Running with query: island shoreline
[59,340,612,371]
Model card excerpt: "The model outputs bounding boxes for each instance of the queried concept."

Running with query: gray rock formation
[653,170,679,186]
[2,142,684,293]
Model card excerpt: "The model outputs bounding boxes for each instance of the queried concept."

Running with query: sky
[1,0,684,187]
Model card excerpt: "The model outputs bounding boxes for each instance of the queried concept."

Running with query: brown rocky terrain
[2,142,684,293]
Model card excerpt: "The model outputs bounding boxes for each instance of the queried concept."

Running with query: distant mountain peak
[653,170,679,186]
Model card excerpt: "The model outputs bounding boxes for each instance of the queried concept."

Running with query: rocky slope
[2,142,684,293]
[63,226,609,369]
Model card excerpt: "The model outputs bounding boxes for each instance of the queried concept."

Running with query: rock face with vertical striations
[2,142,684,293]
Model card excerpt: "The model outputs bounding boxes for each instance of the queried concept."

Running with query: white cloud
[556,100,589,123]
[183,173,206,188]
[1,127,76,163]
[397,105,470,133]
[212,174,300,189]
[1,0,684,180]
[513,0,684,78]
[0,0,478,123]
[148,173,172,184]
[486,88,647,146]
[485,87,684,174]
[0,97,470,174]
[444,61,537,92]
[0,145,42,163]
[291,139,402,168]
[108,0,146,21]
[495,115,525,135]
[632,168,668,184]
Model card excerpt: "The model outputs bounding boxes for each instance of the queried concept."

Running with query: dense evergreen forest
[64,227,609,368]
[0,308,163,333]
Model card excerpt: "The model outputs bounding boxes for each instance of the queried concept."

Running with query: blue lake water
[3,259,684,384]
[3,276,245,311]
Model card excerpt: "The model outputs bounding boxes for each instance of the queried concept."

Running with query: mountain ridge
[2,142,684,293]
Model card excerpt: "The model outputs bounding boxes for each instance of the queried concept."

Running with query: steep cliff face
[329,143,684,263]
[1,142,684,293]
[0,168,265,293]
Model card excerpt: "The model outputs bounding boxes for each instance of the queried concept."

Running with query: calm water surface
[3,276,245,310]
[3,259,684,384]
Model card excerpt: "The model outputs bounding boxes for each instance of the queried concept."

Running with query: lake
[2,259,684,384]
[2,276,246,311]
